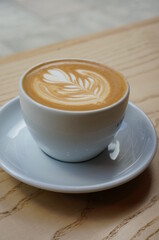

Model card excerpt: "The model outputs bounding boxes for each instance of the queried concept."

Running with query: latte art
[34,68,110,107]
[23,60,127,111]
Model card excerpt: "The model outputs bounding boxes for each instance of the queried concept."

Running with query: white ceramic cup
[19,60,129,163]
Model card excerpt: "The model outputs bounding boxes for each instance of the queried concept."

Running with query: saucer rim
[0,97,158,193]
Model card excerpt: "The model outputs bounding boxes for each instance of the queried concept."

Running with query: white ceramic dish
[0,97,157,193]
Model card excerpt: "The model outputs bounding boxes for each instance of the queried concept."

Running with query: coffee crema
[23,60,127,111]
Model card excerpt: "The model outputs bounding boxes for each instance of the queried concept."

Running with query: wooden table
[0,17,159,240]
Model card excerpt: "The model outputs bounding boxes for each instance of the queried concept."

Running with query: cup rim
[19,58,130,115]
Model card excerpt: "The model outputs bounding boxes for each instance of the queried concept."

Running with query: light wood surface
[0,18,159,240]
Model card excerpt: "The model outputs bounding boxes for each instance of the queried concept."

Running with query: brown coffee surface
[23,59,127,111]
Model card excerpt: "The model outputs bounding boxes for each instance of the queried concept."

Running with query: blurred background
[1,0,159,58]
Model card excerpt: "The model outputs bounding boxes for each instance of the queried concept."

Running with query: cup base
[40,147,106,163]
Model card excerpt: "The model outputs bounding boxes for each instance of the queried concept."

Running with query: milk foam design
[33,68,110,106]
[23,60,127,111]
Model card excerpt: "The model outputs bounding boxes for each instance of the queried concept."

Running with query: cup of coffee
[19,59,129,162]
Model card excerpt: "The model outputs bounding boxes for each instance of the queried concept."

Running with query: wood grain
[0,17,159,240]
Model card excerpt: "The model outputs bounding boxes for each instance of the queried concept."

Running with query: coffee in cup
[23,59,127,111]
[20,59,129,162]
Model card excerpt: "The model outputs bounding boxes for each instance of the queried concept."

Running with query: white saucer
[0,97,157,193]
